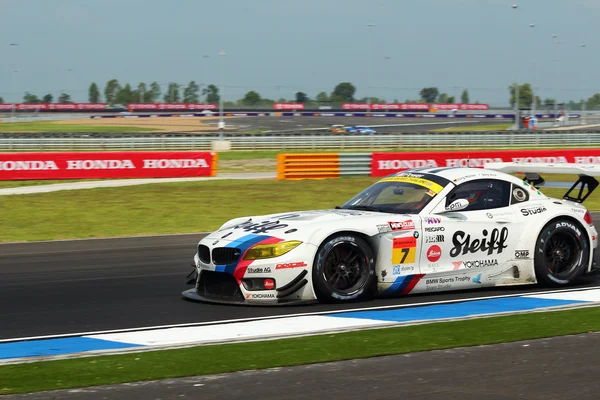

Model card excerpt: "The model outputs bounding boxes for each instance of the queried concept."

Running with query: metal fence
[1,132,600,152]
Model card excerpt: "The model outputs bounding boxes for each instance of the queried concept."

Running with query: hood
[208,209,411,242]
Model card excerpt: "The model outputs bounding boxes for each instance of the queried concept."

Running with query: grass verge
[0,179,102,189]
[431,123,513,132]
[0,177,591,243]
[0,121,157,133]
[1,306,599,395]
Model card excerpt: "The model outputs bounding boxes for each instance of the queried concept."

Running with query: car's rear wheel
[534,219,589,286]
[312,234,376,302]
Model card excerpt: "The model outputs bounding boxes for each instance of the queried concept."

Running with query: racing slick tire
[534,218,590,287]
[312,233,376,303]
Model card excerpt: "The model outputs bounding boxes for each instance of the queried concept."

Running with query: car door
[420,178,522,274]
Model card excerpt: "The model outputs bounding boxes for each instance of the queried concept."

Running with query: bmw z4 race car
[183,162,599,305]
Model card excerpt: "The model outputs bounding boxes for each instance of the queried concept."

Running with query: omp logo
[426,217,441,224]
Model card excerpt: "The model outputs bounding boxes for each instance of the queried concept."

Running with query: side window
[510,184,530,205]
[446,179,511,211]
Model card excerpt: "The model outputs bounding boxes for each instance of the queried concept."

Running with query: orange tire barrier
[276,153,340,180]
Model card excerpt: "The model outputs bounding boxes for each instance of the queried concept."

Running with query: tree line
[2,79,600,109]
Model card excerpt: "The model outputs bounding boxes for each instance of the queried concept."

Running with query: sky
[1,0,599,105]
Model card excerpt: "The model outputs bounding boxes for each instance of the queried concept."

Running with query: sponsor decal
[246,267,272,274]
[379,176,444,193]
[445,201,464,211]
[275,262,307,269]
[556,222,582,236]
[389,220,416,231]
[453,260,499,269]
[413,231,420,238]
[515,250,530,259]
[486,213,493,219]
[246,293,276,299]
[426,245,442,262]
[472,274,482,284]
[428,262,440,271]
[464,259,498,268]
[424,275,474,291]
[450,227,509,257]
[520,206,547,216]
[425,217,441,224]
[263,279,275,290]
[425,234,444,243]
[377,224,392,233]
[513,188,527,201]
[392,236,417,264]
[235,220,289,234]
[392,265,416,275]
[570,208,586,214]
[425,227,445,233]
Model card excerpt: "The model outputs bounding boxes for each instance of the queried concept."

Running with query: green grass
[0,178,593,243]
[432,123,513,132]
[1,306,599,395]
[0,121,157,133]
[0,178,378,242]
[0,179,100,189]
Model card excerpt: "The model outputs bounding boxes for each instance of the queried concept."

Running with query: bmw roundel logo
[413,231,419,238]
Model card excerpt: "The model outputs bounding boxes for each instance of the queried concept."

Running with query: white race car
[183,163,599,305]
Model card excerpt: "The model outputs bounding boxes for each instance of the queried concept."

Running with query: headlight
[243,240,302,260]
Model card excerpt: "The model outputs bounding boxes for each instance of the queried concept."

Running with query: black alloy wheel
[312,234,376,302]
[534,219,589,286]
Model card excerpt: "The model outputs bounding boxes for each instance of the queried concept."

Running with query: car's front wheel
[312,234,376,302]
[534,219,589,286]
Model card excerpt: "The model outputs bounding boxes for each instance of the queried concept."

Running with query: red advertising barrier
[0,103,107,111]
[371,149,600,177]
[432,104,490,111]
[126,103,218,111]
[273,103,305,110]
[341,103,489,111]
[0,152,217,180]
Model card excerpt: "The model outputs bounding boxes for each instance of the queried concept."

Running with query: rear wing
[484,162,600,204]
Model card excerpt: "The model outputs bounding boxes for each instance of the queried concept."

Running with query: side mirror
[444,198,469,212]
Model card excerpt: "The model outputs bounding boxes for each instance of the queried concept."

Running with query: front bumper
[182,268,314,306]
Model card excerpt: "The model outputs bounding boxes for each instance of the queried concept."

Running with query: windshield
[340,175,447,214]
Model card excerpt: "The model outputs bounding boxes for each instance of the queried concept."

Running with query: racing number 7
[399,248,410,263]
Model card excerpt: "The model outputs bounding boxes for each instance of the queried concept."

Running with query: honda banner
[126,103,218,111]
[0,103,107,111]
[273,103,305,110]
[432,104,490,111]
[341,103,489,111]
[0,151,216,180]
[371,149,600,177]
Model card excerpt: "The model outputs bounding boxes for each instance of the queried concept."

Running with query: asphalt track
[6,333,599,399]
[218,116,511,133]
[1,213,599,340]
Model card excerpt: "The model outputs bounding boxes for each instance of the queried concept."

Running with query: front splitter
[181,289,315,306]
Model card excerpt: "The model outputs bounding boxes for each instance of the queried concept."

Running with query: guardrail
[1,132,600,152]
[276,153,371,180]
